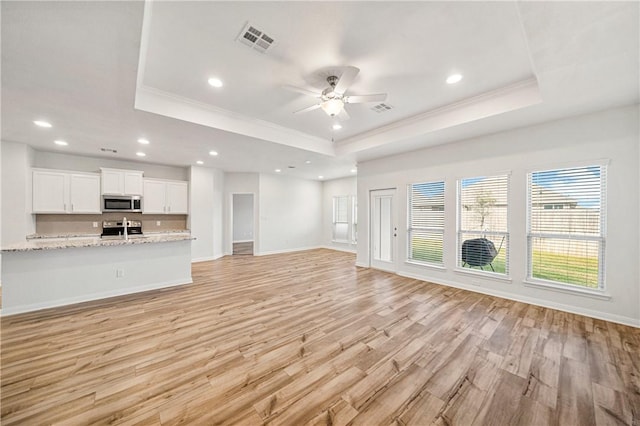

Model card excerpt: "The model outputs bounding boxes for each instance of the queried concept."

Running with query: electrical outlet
[116,269,124,278]
[93,222,98,228]
[156,221,161,226]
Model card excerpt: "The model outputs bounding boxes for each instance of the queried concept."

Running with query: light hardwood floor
[1,249,639,425]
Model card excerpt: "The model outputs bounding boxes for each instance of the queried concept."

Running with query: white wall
[224,173,259,254]
[322,176,357,252]
[189,166,224,262]
[232,194,254,242]
[212,168,224,259]
[258,174,323,255]
[33,150,188,180]
[357,105,640,327]
[1,141,35,246]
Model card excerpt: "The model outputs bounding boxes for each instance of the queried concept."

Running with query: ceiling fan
[284,67,387,120]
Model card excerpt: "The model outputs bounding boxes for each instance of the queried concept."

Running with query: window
[527,165,606,290]
[458,174,509,275]
[332,196,349,242]
[408,181,444,265]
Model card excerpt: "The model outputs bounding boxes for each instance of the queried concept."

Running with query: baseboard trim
[355,261,369,268]
[232,239,254,243]
[191,254,224,263]
[321,245,357,254]
[396,271,640,328]
[1,278,192,317]
[255,246,323,256]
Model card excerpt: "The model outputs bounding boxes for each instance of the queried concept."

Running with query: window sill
[405,260,446,271]
[454,267,512,283]
[523,279,611,300]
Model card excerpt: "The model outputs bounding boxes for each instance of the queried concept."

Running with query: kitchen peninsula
[1,232,193,315]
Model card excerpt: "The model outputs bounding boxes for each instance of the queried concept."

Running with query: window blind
[408,181,444,265]
[528,165,606,289]
[458,174,509,274]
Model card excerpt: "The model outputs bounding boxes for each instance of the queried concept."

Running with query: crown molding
[335,77,542,156]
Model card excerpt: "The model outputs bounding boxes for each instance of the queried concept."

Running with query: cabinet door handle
[64,203,67,211]
[167,205,171,213]
[71,203,74,212]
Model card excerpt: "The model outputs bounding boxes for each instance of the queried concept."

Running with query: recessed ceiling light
[332,124,342,130]
[136,152,146,157]
[446,73,463,84]
[54,140,68,146]
[138,138,150,145]
[196,160,204,165]
[275,169,281,173]
[208,77,223,88]
[305,160,311,164]
[209,150,218,156]
[318,175,324,179]
[34,120,52,128]
[351,169,357,173]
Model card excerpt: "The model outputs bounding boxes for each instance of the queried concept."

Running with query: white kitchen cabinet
[143,179,188,214]
[33,170,67,213]
[142,179,167,214]
[33,169,101,214]
[100,168,143,195]
[69,174,101,213]
[166,182,189,214]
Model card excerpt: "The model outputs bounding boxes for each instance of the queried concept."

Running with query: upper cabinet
[33,169,101,214]
[143,179,188,214]
[100,168,143,195]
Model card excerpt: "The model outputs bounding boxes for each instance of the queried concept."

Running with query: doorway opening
[232,193,254,255]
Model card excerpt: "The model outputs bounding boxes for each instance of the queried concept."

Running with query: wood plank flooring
[1,249,639,425]
[233,242,254,255]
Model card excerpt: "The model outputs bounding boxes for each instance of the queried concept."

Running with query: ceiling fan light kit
[287,67,387,118]
[321,98,344,116]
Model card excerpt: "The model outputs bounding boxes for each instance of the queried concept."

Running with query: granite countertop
[25,230,190,239]
[3,233,194,252]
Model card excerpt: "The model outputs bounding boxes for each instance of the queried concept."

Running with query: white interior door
[370,189,397,272]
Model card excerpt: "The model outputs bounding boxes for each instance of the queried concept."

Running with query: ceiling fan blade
[337,108,350,121]
[334,66,360,95]
[283,85,322,98]
[293,104,321,114]
[344,93,387,104]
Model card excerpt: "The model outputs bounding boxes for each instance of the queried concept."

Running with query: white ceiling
[2,1,638,180]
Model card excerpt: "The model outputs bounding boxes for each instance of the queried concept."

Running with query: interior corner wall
[1,141,35,246]
[357,104,640,327]
[322,176,357,252]
[189,166,224,262]
[258,174,323,255]
[224,173,260,255]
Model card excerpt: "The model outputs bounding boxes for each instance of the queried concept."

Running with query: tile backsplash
[35,213,187,235]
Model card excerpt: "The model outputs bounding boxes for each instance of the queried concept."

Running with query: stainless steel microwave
[102,195,142,212]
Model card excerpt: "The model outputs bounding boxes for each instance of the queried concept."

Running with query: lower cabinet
[143,179,188,214]
[32,169,101,214]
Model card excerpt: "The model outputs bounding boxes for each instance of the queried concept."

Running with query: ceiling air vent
[371,103,393,113]
[100,148,118,154]
[237,22,276,54]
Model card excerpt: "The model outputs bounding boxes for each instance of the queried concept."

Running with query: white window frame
[456,173,510,278]
[407,180,445,266]
[526,164,607,292]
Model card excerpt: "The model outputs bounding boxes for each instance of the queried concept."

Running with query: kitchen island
[1,233,194,315]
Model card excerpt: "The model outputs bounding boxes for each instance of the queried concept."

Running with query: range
[101,219,143,238]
